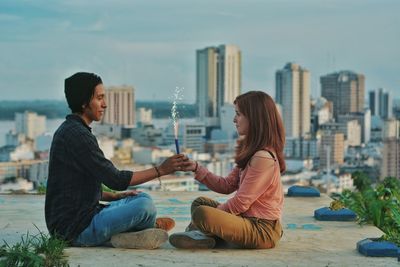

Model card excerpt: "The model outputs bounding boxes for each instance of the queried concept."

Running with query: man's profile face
[82,84,107,123]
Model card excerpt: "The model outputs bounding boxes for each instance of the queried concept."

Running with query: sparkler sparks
[171,87,183,154]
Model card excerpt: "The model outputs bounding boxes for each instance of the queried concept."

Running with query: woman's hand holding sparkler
[178,159,198,172]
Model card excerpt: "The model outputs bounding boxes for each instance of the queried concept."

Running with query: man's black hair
[64,72,103,113]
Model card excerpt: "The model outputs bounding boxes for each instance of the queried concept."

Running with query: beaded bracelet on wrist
[154,166,162,185]
[192,161,198,172]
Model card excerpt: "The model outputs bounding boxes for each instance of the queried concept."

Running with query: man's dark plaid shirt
[45,114,132,242]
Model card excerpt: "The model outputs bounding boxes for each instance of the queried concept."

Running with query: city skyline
[1,0,399,103]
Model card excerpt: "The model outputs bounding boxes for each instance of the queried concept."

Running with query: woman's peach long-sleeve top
[194,150,284,220]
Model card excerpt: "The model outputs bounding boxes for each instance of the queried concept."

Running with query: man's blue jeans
[73,192,157,246]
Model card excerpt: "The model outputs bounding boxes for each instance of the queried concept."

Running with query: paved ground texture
[0,191,398,267]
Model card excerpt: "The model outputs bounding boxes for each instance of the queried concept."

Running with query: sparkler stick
[171,87,182,154]
[175,138,180,154]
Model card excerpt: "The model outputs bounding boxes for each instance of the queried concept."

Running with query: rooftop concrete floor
[0,192,398,267]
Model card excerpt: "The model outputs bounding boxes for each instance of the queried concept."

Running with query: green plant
[352,171,372,192]
[336,174,400,246]
[0,226,69,267]
[36,184,46,195]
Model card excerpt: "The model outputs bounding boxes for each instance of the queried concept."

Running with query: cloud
[0,13,21,21]
[215,11,243,19]
[87,20,105,32]
[0,0,399,101]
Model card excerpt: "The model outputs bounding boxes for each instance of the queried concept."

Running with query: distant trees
[136,101,197,118]
[0,100,69,120]
[0,100,197,120]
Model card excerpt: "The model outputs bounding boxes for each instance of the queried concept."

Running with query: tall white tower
[275,62,310,138]
[218,45,241,106]
[196,44,241,127]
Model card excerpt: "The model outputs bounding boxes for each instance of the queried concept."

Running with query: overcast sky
[1,0,399,103]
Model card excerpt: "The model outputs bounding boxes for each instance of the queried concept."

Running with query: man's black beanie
[64,72,102,113]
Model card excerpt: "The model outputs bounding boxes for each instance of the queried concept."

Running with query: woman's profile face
[233,103,249,136]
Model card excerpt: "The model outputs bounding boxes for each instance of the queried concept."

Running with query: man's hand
[115,189,141,200]
[102,189,140,201]
[158,154,192,175]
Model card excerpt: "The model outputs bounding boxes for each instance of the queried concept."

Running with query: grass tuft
[0,225,69,267]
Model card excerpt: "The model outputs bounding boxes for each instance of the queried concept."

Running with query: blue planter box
[287,185,320,197]
[314,207,357,221]
[357,238,399,257]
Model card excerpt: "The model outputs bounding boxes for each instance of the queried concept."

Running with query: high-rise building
[381,138,400,180]
[197,47,218,120]
[345,120,361,147]
[15,111,46,140]
[337,109,371,144]
[311,97,333,135]
[132,124,163,147]
[320,121,360,147]
[103,86,135,126]
[164,122,206,153]
[381,118,400,179]
[276,62,310,138]
[369,88,392,119]
[319,123,345,169]
[284,137,319,159]
[219,104,236,140]
[196,44,241,126]
[320,71,365,119]
[382,118,399,139]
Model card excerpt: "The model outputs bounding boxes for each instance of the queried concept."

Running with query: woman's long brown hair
[234,91,286,173]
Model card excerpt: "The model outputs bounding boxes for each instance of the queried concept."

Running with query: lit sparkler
[171,87,182,154]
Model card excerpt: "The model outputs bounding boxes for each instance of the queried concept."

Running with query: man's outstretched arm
[128,154,191,186]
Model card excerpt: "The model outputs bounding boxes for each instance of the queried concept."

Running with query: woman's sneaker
[184,222,198,232]
[169,230,216,249]
[111,228,168,249]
